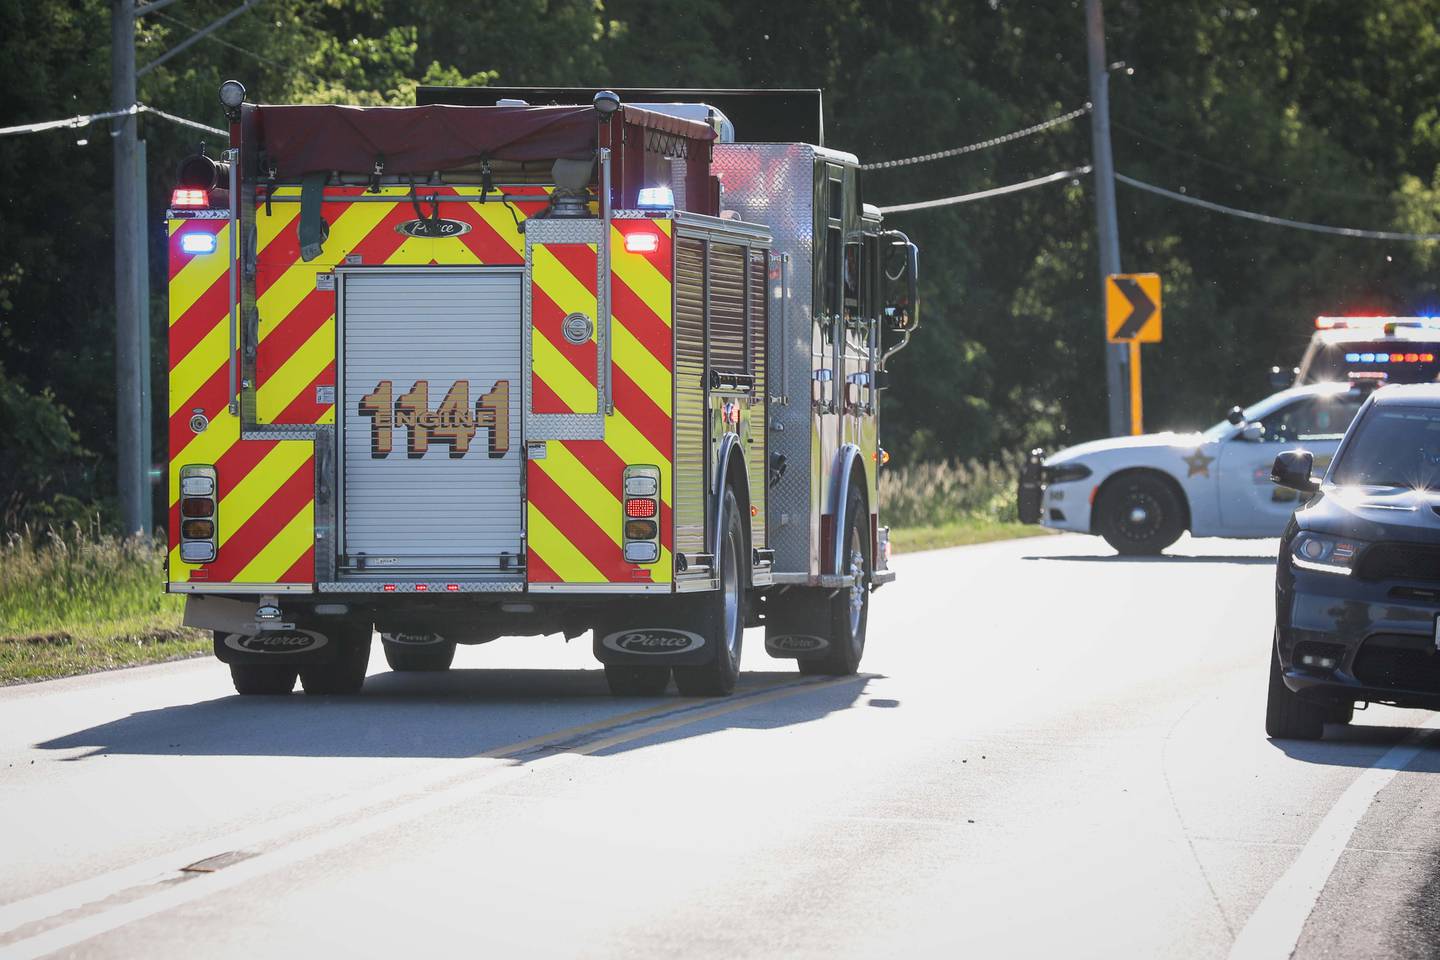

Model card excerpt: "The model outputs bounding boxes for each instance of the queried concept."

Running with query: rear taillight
[178,466,218,563]
[622,466,660,564]
[171,188,208,207]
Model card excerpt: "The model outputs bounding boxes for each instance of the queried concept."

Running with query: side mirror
[1240,422,1265,442]
[1226,405,1246,425]
[882,235,919,333]
[1271,450,1320,492]
[1269,366,1297,391]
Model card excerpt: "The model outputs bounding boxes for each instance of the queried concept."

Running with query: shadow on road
[1269,724,1440,770]
[36,668,875,761]
[1023,553,1275,565]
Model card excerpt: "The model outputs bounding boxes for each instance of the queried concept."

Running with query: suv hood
[1300,485,1440,543]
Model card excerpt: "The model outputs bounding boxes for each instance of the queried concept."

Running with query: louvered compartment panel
[707,242,748,376]
[747,249,769,549]
[673,237,708,562]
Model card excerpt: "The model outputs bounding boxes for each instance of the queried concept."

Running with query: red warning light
[624,498,658,519]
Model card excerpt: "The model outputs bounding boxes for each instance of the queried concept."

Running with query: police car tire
[673,487,746,697]
[1097,473,1185,556]
[300,623,372,695]
[798,485,869,677]
[604,664,671,696]
[229,663,297,696]
[1265,639,1325,740]
[1326,701,1355,725]
[382,637,456,672]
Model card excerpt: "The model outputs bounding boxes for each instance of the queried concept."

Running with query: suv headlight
[1045,462,1092,483]
[1291,532,1365,575]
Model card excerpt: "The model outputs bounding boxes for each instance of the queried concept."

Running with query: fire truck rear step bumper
[771,570,896,589]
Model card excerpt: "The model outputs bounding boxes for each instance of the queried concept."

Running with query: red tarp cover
[257,104,599,176]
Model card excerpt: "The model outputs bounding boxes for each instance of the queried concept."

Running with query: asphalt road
[4,533,1440,959]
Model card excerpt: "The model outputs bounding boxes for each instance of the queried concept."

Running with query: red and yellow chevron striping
[526,218,675,586]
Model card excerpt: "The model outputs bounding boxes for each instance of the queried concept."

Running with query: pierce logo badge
[395,218,472,239]
[383,632,447,647]
[601,628,706,655]
[768,634,829,653]
[223,630,328,655]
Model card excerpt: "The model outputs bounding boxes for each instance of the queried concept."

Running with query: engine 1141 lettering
[358,379,509,459]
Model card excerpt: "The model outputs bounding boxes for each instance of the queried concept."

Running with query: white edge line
[1228,714,1440,960]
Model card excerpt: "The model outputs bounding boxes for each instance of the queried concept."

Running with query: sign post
[1105,273,1162,435]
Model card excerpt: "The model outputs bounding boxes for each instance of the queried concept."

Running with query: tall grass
[0,526,177,637]
[879,453,1022,529]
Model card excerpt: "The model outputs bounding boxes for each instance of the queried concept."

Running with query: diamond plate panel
[714,143,817,574]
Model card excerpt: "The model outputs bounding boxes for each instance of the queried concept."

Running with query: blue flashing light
[1345,352,1361,363]
[180,232,218,255]
[1361,353,1376,362]
[1376,353,1390,362]
[636,186,675,210]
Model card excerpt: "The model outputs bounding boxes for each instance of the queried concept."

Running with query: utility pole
[1085,0,1128,436]
[113,0,144,535]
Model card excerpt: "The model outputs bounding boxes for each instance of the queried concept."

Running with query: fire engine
[165,81,919,698]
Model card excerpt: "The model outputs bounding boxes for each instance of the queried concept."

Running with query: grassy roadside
[890,519,1053,554]
[881,455,1050,554]
[0,531,206,685]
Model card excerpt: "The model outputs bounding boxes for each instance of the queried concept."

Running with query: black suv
[1268,383,1440,739]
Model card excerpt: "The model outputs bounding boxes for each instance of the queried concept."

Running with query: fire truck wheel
[799,484,869,676]
[604,664,672,696]
[382,635,456,672]
[673,487,747,697]
[299,622,373,695]
[228,663,297,696]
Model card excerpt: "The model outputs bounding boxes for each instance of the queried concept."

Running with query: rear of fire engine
[166,82,919,698]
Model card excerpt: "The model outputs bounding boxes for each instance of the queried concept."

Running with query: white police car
[1018,382,1369,554]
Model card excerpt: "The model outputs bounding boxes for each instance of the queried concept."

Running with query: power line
[861,105,1092,171]
[0,105,137,138]
[1115,172,1440,241]
[154,8,321,83]
[1111,119,1393,203]
[0,104,223,139]
[139,103,226,137]
[878,165,1093,213]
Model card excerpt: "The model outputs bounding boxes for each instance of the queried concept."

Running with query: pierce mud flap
[593,627,714,667]
[763,589,834,661]
[214,627,338,666]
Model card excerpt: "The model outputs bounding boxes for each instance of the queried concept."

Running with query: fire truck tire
[604,664,672,696]
[228,663,297,696]
[382,636,456,672]
[299,623,373,695]
[673,487,747,697]
[799,484,869,676]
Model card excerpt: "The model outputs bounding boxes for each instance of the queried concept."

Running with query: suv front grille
[1355,543,1440,582]
[1353,634,1440,693]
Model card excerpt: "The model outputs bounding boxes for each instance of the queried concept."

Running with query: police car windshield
[1199,391,1306,441]
[1330,405,1440,489]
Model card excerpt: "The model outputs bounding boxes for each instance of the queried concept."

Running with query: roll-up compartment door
[339,270,524,577]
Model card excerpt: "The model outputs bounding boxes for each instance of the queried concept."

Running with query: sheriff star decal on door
[1183,449,1214,478]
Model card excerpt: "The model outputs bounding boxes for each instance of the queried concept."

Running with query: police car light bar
[1344,351,1435,364]
[1316,315,1440,331]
